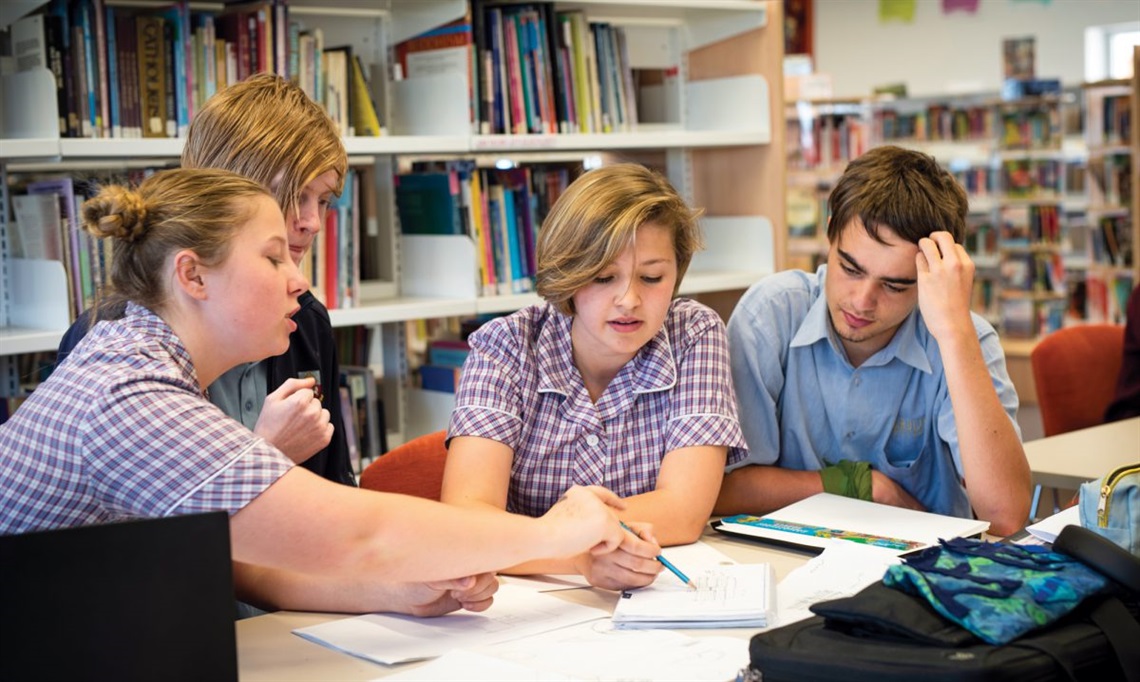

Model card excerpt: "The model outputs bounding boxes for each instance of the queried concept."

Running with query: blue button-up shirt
[726,266,1020,518]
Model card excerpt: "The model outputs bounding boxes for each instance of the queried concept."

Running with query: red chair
[1028,324,1125,519]
[1030,324,1125,437]
[359,430,448,500]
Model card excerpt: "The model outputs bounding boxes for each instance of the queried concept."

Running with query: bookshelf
[0,0,784,443]
[783,96,869,270]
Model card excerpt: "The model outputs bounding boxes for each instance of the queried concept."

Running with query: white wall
[814,0,1139,98]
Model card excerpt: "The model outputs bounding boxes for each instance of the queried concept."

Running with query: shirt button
[586,434,599,446]
[244,400,254,412]
[846,432,854,439]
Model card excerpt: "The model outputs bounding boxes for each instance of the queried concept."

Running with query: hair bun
[82,185,149,242]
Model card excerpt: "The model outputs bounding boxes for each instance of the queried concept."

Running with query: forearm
[235,562,381,613]
[231,471,574,582]
[939,331,1031,535]
[713,465,824,516]
[617,488,714,545]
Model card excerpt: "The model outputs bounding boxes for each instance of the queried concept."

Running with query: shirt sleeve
[726,283,792,470]
[665,305,749,466]
[84,375,293,519]
[448,319,526,448]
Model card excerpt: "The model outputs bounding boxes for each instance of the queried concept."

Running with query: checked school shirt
[448,298,748,518]
[0,302,293,535]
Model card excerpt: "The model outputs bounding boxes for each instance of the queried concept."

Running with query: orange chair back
[359,430,448,500]
[1030,324,1125,437]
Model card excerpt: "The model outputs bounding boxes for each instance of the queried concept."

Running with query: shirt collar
[789,286,932,373]
[124,301,201,385]
[535,304,678,397]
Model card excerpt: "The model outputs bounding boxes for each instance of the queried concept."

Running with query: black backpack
[748,526,1140,682]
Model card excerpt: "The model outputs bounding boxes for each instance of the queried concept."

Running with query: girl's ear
[172,249,208,301]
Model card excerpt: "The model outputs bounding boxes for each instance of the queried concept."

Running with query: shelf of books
[783,97,869,270]
[1,0,783,438]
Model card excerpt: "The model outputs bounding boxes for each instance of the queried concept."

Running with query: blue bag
[1079,463,1140,557]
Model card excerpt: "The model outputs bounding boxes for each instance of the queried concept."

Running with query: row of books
[395,159,582,296]
[481,3,637,136]
[1000,295,1066,339]
[1001,157,1062,198]
[786,114,868,170]
[9,170,159,320]
[1087,153,1133,208]
[1096,93,1132,146]
[872,103,994,143]
[999,250,1066,294]
[998,106,1061,150]
[1095,214,1134,269]
[6,161,374,321]
[338,365,386,474]
[8,0,380,139]
[954,165,996,199]
[300,166,367,311]
[998,204,1062,245]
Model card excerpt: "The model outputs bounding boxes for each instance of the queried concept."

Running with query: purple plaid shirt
[0,303,292,535]
[449,298,747,517]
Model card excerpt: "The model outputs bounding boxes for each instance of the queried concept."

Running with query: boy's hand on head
[254,377,334,464]
[871,470,926,511]
[915,231,976,342]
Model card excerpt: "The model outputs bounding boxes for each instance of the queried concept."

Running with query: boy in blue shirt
[716,146,1031,536]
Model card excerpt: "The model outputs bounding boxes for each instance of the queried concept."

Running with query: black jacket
[56,291,356,486]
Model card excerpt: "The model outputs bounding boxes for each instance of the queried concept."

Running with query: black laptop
[0,511,237,682]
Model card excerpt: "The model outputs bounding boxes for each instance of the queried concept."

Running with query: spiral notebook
[611,563,775,629]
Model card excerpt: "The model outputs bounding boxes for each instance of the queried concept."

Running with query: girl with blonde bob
[0,168,640,616]
[442,163,748,590]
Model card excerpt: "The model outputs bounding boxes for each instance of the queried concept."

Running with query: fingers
[617,520,661,558]
[576,484,627,510]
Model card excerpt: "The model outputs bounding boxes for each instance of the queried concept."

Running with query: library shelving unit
[0,0,785,444]
[783,96,868,270]
[1080,78,1135,324]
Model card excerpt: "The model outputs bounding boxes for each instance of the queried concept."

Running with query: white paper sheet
[384,620,748,681]
[293,583,608,664]
[1025,505,1081,543]
[775,541,900,626]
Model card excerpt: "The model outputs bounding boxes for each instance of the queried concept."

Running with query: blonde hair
[535,163,703,315]
[182,73,347,216]
[83,168,272,312]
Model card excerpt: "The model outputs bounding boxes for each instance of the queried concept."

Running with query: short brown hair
[535,163,703,315]
[82,168,272,313]
[182,73,347,216]
[827,145,968,245]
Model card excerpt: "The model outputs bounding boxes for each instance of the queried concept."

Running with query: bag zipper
[1097,463,1140,528]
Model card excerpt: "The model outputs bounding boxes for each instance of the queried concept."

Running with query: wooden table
[234,526,815,681]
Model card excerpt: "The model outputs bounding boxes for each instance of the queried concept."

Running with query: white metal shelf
[0,327,65,356]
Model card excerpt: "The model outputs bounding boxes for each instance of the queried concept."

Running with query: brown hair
[535,163,703,315]
[182,73,347,216]
[827,145,968,245]
[82,168,272,312]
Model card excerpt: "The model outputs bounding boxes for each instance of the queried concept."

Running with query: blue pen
[620,521,697,590]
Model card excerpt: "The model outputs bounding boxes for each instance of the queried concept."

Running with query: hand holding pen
[620,521,697,590]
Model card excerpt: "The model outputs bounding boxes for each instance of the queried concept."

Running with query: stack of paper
[611,563,774,629]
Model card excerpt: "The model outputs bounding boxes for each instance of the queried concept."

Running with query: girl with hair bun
[0,167,646,617]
